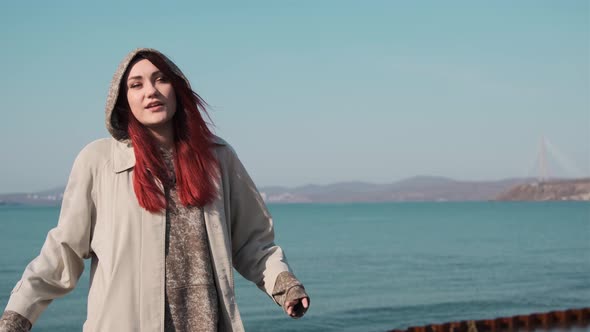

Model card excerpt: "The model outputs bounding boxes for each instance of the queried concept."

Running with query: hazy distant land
[1,176,589,206]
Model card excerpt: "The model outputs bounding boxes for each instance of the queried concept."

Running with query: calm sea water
[0,202,589,332]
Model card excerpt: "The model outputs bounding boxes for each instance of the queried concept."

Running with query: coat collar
[112,139,135,173]
[112,136,227,173]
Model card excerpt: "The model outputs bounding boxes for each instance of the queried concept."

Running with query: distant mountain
[2,177,588,206]
[260,176,538,203]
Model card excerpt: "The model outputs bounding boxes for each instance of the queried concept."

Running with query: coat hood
[105,48,191,141]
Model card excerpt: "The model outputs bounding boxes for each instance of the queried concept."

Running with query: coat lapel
[204,180,244,331]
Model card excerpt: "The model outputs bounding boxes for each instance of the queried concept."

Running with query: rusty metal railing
[387,307,590,332]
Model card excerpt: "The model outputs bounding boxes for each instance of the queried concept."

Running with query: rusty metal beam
[387,307,590,332]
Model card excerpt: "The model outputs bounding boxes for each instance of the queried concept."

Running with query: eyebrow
[127,71,165,82]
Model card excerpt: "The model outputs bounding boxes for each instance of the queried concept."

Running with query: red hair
[118,52,219,212]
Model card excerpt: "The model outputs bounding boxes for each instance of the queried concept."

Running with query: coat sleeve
[4,147,96,325]
[225,146,295,305]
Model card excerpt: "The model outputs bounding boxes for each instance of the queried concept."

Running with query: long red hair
[117,52,219,212]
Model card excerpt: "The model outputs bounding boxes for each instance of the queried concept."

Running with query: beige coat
[5,136,292,331]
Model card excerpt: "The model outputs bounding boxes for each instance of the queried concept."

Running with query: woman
[0,48,309,332]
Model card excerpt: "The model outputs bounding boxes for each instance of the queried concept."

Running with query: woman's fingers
[284,297,310,318]
[302,297,309,308]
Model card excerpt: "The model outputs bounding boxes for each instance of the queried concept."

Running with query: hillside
[260,176,528,203]
[495,178,590,201]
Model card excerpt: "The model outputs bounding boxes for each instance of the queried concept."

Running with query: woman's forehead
[127,59,161,80]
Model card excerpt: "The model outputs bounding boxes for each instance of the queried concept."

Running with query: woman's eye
[129,83,141,89]
[157,76,169,82]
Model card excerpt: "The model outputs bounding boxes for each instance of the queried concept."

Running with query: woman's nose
[145,82,158,97]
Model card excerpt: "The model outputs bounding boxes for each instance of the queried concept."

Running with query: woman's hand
[284,296,310,319]
[271,271,309,318]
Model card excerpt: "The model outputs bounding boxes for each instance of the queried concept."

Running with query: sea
[0,202,589,332]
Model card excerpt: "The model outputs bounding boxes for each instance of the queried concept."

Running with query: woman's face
[126,59,177,133]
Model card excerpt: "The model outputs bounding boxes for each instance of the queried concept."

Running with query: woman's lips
[146,103,164,111]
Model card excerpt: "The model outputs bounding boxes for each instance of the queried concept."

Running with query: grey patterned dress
[161,148,219,332]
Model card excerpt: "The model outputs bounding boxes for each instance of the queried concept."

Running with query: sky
[0,1,588,193]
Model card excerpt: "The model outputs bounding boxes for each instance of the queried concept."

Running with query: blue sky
[1,1,588,193]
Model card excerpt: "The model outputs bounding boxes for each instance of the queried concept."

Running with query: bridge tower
[538,135,549,182]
